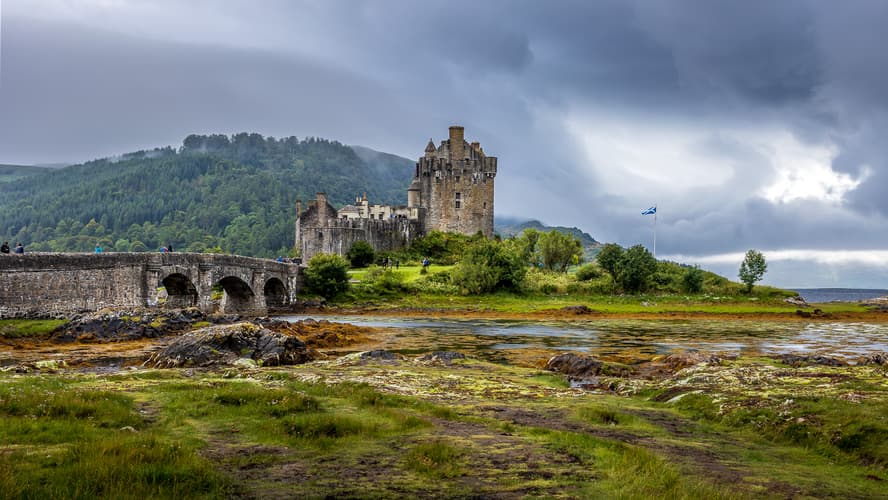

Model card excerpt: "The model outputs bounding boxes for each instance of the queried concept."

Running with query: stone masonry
[0,253,302,318]
[295,126,497,260]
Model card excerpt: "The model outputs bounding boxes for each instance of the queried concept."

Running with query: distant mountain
[0,133,415,257]
[495,217,602,260]
[0,164,51,184]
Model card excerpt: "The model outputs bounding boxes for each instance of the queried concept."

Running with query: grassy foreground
[1,354,886,498]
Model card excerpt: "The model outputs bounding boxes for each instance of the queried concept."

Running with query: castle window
[455,192,461,209]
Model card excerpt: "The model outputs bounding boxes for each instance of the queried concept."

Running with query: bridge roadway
[0,252,303,318]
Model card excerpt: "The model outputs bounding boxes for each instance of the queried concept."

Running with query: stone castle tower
[408,126,497,237]
[295,126,496,260]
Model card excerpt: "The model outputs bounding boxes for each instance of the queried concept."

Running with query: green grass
[0,376,229,498]
[334,288,869,314]
[0,319,67,339]
[1,357,886,497]
[405,439,467,478]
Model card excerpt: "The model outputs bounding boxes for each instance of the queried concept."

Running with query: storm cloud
[2,0,888,287]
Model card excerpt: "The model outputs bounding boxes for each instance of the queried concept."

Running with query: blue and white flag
[641,206,657,215]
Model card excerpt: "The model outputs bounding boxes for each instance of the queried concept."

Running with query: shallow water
[281,315,888,361]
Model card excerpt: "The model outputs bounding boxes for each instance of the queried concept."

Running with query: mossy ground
[1,350,886,498]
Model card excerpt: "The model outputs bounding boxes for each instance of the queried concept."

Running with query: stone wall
[296,195,422,261]
[0,253,302,318]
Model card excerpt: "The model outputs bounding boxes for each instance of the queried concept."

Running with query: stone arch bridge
[0,253,303,318]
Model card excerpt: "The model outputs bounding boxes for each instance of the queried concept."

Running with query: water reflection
[281,315,888,361]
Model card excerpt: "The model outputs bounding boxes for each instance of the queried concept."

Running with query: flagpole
[653,209,657,259]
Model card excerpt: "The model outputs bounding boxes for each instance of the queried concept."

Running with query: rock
[785,296,809,307]
[35,359,67,371]
[359,349,400,361]
[545,353,631,379]
[146,322,317,368]
[560,305,596,315]
[416,351,466,365]
[776,354,846,367]
[859,352,888,366]
[663,351,724,371]
[796,310,812,318]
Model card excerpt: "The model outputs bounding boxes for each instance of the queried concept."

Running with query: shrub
[450,239,525,294]
[346,241,375,268]
[303,254,350,299]
[683,266,704,293]
[575,263,602,281]
[616,245,656,293]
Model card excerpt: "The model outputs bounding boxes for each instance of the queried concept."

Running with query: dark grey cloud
[3,0,888,286]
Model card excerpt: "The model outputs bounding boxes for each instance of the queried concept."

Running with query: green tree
[451,240,525,295]
[304,254,351,299]
[346,240,375,268]
[617,244,657,293]
[596,243,624,280]
[682,266,704,293]
[516,228,541,266]
[738,249,767,293]
[539,230,583,272]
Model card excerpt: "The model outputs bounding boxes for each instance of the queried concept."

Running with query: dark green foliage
[450,239,526,294]
[304,254,351,299]
[406,231,475,265]
[0,134,412,257]
[616,245,657,293]
[539,230,584,272]
[574,263,602,281]
[682,266,705,293]
[596,243,624,280]
[346,240,375,268]
[739,249,768,293]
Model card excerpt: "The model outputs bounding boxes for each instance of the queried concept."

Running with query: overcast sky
[2,0,888,288]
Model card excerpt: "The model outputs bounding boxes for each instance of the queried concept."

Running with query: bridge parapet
[0,253,303,318]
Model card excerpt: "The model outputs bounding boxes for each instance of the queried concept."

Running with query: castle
[295,126,498,260]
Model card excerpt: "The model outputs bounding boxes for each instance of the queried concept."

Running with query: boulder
[146,322,317,368]
[859,352,888,366]
[51,309,218,342]
[784,296,809,307]
[560,305,596,315]
[663,351,724,371]
[416,351,466,365]
[775,354,846,367]
[545,353,631,379]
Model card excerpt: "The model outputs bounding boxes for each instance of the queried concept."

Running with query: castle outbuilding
[295,126,497,261]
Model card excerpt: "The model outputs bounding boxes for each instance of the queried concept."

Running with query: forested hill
[0,133,414,257]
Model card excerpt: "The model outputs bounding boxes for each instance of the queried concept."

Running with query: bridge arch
[161,273,199,309]
[263,277,289,311]
[216,275,256,314]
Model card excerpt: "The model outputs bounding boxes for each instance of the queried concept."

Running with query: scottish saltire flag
[642,206,657,215]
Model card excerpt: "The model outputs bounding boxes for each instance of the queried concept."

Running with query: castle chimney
[317,192,328,221]
[449,126,465,161]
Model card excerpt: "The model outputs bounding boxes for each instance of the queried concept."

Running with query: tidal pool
[281,315,888,363]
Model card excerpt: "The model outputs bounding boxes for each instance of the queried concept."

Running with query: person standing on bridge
[0,241,9,254]
[14,242,24,254]
[95,244,103,253]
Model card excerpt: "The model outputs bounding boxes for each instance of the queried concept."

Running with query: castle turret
[449,126,465,160]
[425,139,436,158]
[407,178,421,208]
